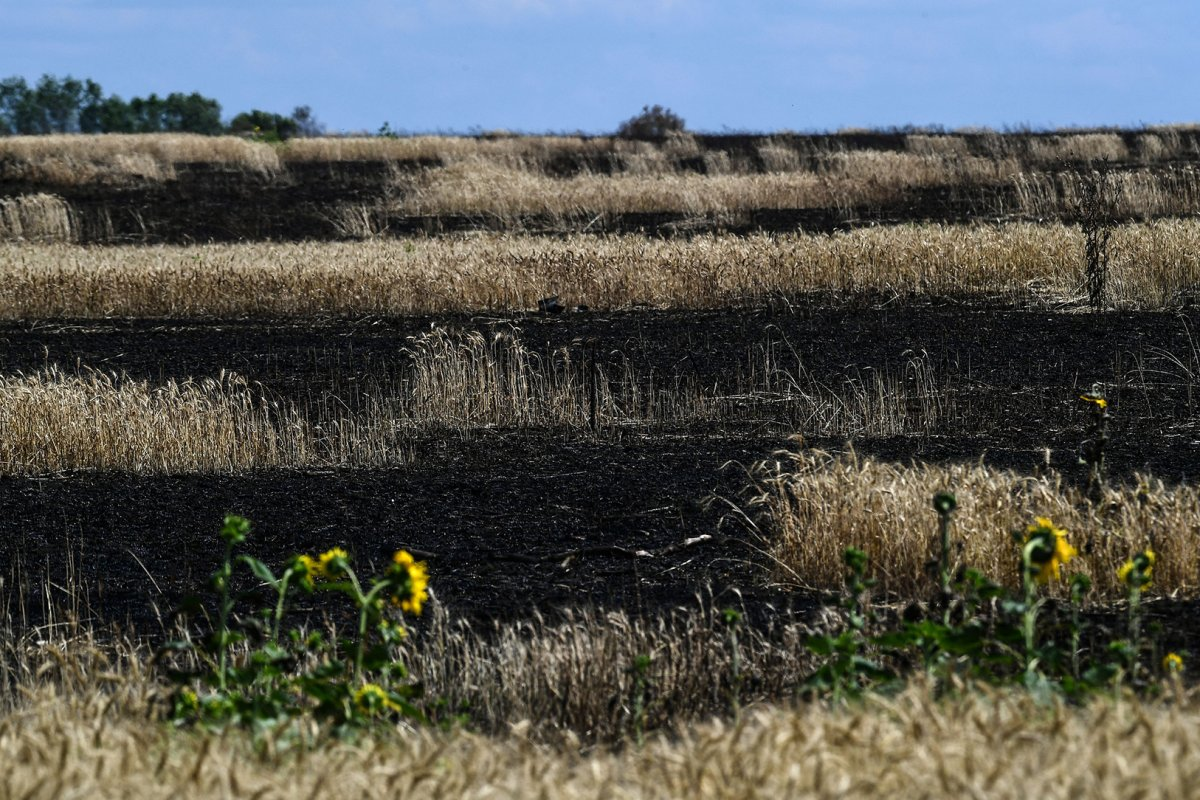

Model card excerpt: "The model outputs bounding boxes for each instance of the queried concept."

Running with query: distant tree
[77,79,108,133]
[33,74,86,133]
[0,75,225,135]
[616,104,686,140]
[0,77,36,134]
[161,92,223,134]
[128,93,168,132]
[228,109,299,141]
[0,74,88,133]
[290,105,325,137]
[88,95,136,133]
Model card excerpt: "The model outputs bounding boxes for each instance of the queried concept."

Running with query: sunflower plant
[157,515,432,739]
[802,505,1179,704]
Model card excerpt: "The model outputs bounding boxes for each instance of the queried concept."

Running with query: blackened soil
[5,135,1199,241]
[3,302,1199,478]
[2,302,1200,637]
[0,434,773,633]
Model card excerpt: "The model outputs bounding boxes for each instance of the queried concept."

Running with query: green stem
[1020,542,1040,676]
[216,539,235,692]
[939,513,951,596]
[352,577,388,681]
[1128,585,1142,676]
[728,625,741,718]
[270,568,294,644]
[1023,579,1039,673]
[1070,603,1081,680]
[938,511,952,624]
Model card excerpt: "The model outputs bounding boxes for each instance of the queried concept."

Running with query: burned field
[2,302,1199,633]
[7,131,1200,778]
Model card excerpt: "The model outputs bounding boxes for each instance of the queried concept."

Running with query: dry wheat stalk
[752,447,1200,599]
[0,334,955,474]
[4,220,1200,316]
[2,639,1199,799]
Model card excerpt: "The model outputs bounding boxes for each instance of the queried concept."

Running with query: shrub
[616,104,685,140]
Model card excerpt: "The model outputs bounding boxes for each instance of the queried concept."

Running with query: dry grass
[0,366,310,473]
[1014,166,1200,221]
[401,601,809,740]
[5,220,1200,316]
[4,133,1200,238]
[751,448,1200,600]
[0,134,281,185]
[389,150,1020,219]
[0,595,810,742]
[280,133,702,168]
[4,636,1200,799]
[1025,132,1130,163]
[0,332,955,474]
[4,129,1196,186]
[0,193,73,242]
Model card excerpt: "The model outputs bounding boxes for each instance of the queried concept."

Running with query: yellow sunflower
[1118,548,1155,588]
[316,547,349,580]
[353,682,399,715]
[390,549,430,616]
[1024,517,1077,584]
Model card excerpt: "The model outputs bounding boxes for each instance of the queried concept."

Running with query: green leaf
[310,659,348,680]
[939,625,987,655]
[850,656,894,681]
[804,635,835,657]
[238,555,277,585]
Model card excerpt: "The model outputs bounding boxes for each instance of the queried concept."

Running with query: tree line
[0,74,323,140]
[1,74,689,141]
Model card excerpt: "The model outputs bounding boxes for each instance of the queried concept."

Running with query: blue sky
[3,0,1197,134]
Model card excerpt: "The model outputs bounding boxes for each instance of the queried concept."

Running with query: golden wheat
[0,194,73,242]
[0,366,308,473]
[389,150,1021,219]
[401,602,810,740]
[4,652,1200,799]
[4,129,1196,186]
[4,220,1200,316]
[4,133,1200,240]
[0,332,957,474]
[752,447,1200,600]
[0,134,281,184]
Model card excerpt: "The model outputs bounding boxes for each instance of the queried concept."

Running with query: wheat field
[3,132,1200,238]
[0,335,957,474]
[4,220,1200,316]
[2,128,1198,185]
[5,128,1200,793]
[752,447,1200,600]
[5,652,1198,799]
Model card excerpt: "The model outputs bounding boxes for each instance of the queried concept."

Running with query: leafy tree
[0,73,313,138]
[0,75,87,133]
[616,104,686,140]
[291,105,325,138]
[162,92,223,134]
[33,74,86,133]
[86,95,136,133]
[228,109,299,141]
[0,75,225,135]
[128,93,167,132]
[0,77,36,134]
[77,79,107,133]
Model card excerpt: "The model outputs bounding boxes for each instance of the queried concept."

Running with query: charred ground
[2,301,1198,635]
